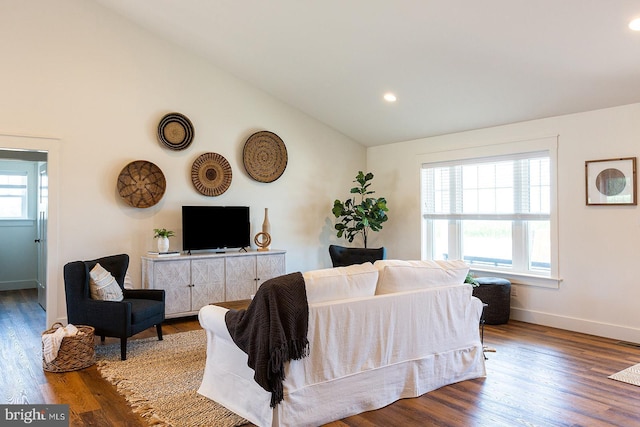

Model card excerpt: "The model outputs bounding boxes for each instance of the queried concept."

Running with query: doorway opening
[0,149,48,319]
[0,134,60,329]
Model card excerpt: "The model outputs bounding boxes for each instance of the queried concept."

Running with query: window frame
[418,136,560,288]
[0,169,29,220]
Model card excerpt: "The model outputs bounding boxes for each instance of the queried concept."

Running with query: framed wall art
[585,157,637,205]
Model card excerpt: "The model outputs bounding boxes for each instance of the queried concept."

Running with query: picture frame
[585,157,637,205]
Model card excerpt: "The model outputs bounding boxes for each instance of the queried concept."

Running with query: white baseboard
[510,307,640,344]
[0,280,37,291]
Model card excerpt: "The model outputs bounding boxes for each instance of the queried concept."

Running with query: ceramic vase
[262,208,271,250]
[157,236,170,253]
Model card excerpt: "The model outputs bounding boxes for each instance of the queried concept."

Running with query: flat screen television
[182,206,250,252]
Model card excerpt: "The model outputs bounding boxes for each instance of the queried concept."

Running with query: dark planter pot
[472,277,511,325]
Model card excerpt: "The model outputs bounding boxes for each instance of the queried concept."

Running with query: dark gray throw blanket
[224,272,310,407]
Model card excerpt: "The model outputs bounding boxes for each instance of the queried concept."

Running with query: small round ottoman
[472,277,511,325]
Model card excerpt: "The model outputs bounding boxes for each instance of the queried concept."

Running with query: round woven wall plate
[158,112,194,150]
[191,152,232,196]
[243,130,288,183]
[117,160,166,208]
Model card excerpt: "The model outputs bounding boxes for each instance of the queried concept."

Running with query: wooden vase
[262,208,271,250]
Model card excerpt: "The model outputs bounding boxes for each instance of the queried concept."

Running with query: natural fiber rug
[609,362,640,387]
[95,329,248,426]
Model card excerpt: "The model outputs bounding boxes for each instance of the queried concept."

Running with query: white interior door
[36,161,48,310]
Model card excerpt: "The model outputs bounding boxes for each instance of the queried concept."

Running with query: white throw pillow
[374,259,469,294]
[124,270,133,289]
[303,262,379,304]
[89,263,124,301]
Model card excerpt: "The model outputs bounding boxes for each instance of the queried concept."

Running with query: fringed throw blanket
[225,272,309,407]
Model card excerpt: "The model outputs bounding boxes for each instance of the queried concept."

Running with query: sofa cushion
[304,262,378,304]
[89,263,124,301]
[374,259,469,294]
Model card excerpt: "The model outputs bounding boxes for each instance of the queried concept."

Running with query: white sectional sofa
[198,260,486,427]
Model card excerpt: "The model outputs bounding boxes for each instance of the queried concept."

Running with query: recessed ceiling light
[383,93,397,102]
[629,18,640,31]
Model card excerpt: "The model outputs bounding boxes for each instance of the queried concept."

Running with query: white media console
[141,250,286,318]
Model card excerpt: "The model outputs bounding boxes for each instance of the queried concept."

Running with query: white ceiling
[95,0,640,146]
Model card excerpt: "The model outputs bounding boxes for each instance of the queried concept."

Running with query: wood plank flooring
[2,288,640,426]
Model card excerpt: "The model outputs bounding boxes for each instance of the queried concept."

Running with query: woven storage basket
[42,323,96,373]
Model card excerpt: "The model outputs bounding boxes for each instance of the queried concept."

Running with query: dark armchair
[329,244,387,267]
[63,253,165,360]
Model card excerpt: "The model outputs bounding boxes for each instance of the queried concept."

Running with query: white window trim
[417,135,561,289]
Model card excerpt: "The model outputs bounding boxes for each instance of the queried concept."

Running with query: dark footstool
[472,277,511,324]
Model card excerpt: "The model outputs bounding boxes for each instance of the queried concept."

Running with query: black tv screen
[182,206,250,252]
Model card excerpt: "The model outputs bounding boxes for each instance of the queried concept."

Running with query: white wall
[368,102,640,342]
[0,0,365,325]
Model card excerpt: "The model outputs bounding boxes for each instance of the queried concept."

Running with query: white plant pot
[157,237,170,252]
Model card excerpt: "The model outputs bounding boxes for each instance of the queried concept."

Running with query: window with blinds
[0,171,28,219]
[421,151,551,276]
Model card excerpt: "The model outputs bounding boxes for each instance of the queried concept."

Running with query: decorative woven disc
[243,131,288,183]
[191,152,232,196]
[158,112,194,150]
[117,160,166,208]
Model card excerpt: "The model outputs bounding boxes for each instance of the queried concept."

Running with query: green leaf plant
[153,228,175,239]
[332,171,389,248]
[465,272,480,287]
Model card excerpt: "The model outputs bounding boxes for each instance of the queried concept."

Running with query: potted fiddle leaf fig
[332,171,388,248]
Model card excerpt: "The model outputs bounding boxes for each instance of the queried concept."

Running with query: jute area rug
[609,362,640,387]
[95,329,248,427]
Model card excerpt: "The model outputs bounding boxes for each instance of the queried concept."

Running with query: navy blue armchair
[328,245,387,267]
[63,254,165,360]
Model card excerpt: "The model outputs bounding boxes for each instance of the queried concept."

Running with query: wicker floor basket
[42,323,96,373]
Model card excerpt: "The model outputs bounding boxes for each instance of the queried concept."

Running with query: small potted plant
[465,272,480,287]
[154,228,175,252]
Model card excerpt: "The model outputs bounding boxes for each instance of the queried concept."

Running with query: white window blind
[421,150,553,279]
[0,171,28,219]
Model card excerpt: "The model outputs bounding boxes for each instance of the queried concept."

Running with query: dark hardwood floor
[2,288,640,426]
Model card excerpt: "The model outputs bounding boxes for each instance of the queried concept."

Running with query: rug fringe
[94,330,247,427]
[98,363,172,425]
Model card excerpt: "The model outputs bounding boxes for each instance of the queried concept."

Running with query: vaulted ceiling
[95,0,640,146]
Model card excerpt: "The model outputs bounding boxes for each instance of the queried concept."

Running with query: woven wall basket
[117,160,166,208]
[157,112,194,151]
[42,323,96,373]
[191,152,232,196]
[243,130,288,183]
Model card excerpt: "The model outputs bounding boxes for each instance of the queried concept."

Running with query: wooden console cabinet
[142,250,286,318]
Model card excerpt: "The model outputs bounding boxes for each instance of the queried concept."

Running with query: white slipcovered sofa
[198,260,486,427]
